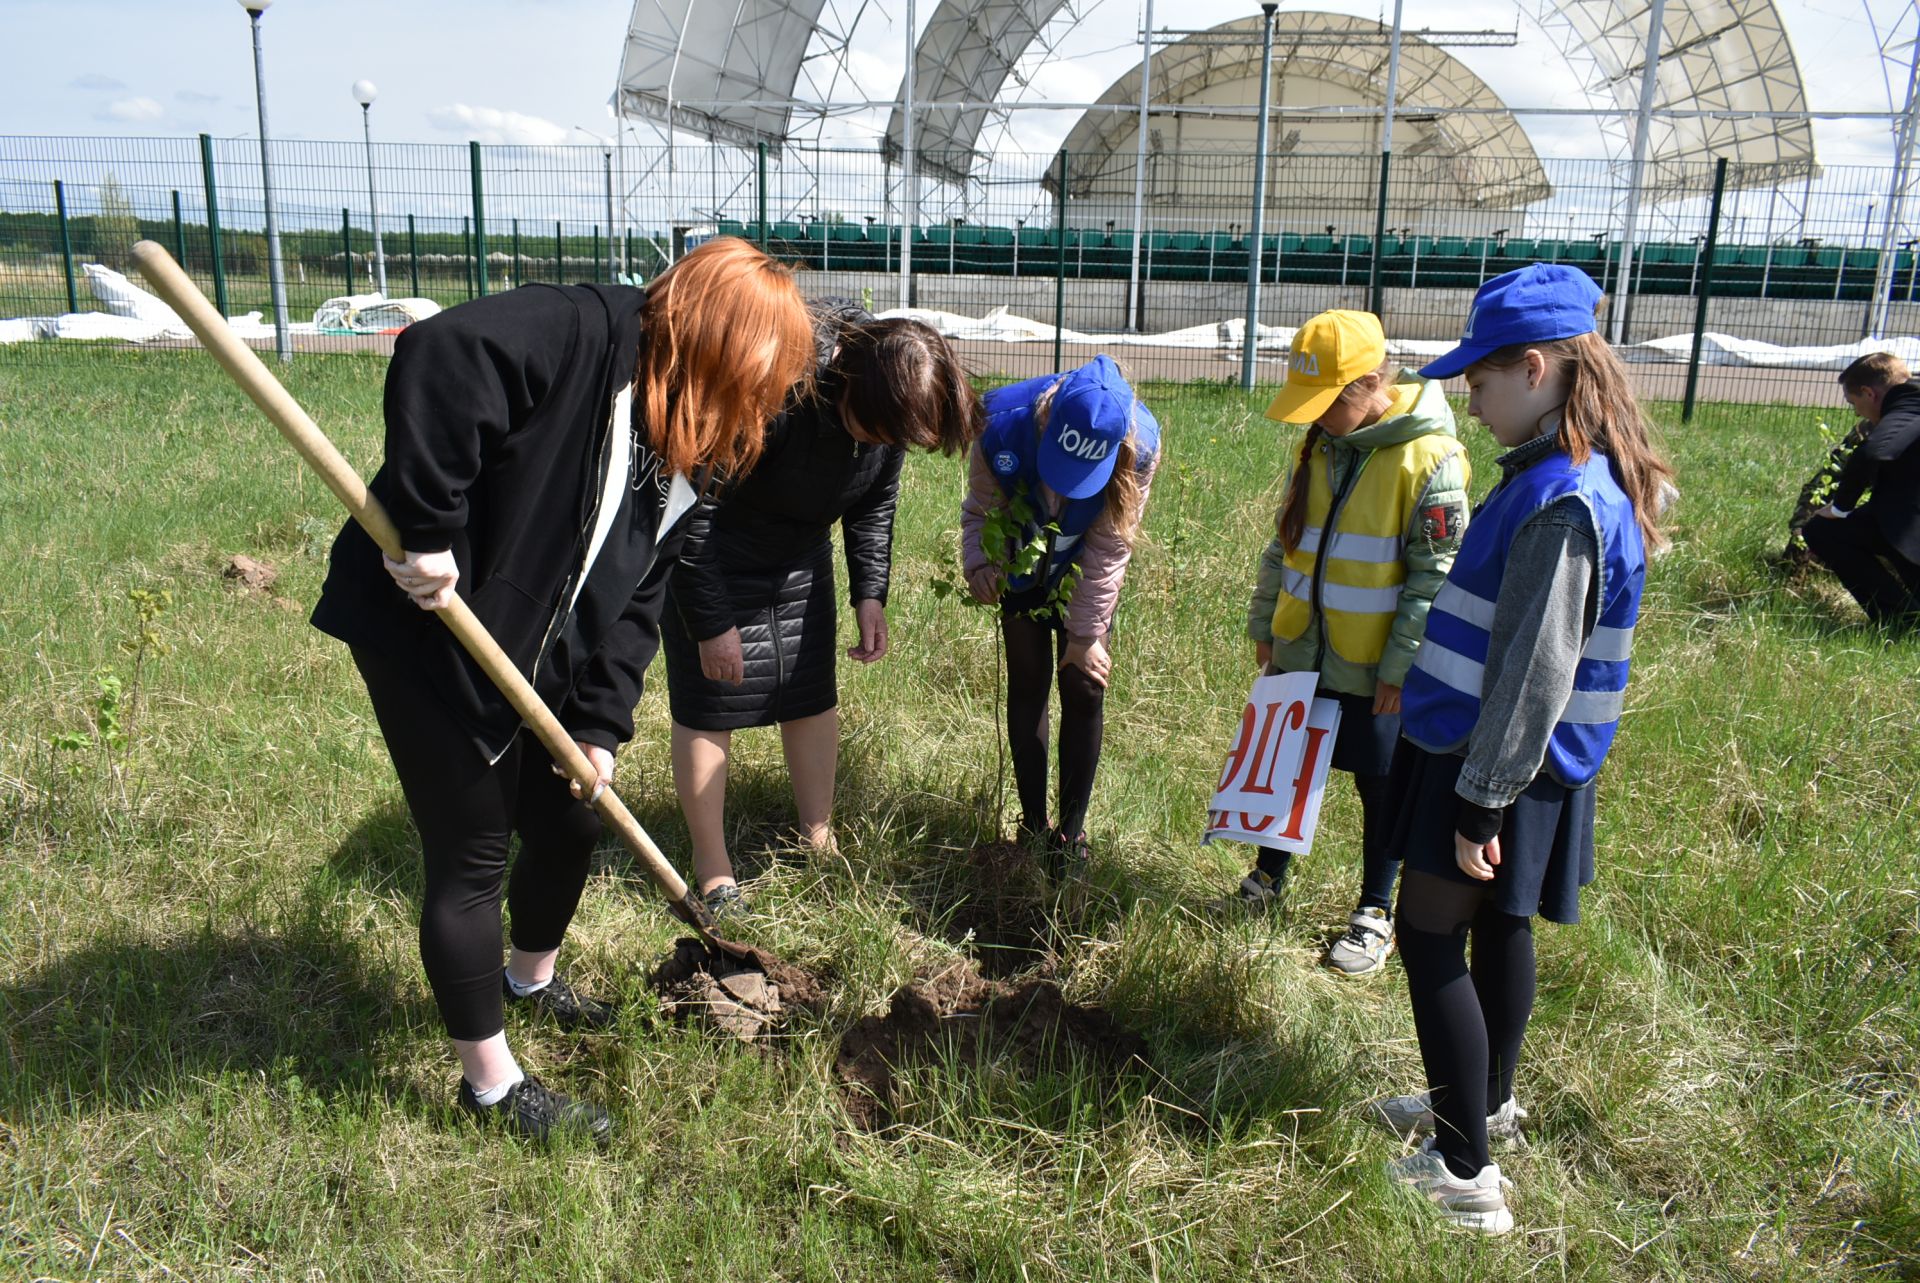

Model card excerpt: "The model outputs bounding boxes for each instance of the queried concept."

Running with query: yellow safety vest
[1271,432,1463,664]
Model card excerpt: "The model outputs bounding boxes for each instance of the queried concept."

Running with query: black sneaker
[502,971,616,1031]
[457,1075,613,1148]
[1045,830,1091,881]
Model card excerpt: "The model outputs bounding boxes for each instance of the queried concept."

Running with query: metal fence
[0,132,1907,416]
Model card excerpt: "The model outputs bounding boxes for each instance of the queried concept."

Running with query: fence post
[171,190,187,269]
[470,141,488,297]
[1368,150,1391,316]
[592,226,601,283]
[1054,149,1068,375]
[555,220,563,283]
[53,180,78,313]
[1682,157,1730,425]
[341,207,353,295]
[462,217,473,298]
[199,133,229,319]
[407,213,419,298]
[513,218,522,287]
[757,142,769,251]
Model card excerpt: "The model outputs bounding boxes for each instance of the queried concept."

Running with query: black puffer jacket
[670,298,904,643]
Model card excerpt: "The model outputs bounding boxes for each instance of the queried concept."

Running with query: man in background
[1802,352,1920,629]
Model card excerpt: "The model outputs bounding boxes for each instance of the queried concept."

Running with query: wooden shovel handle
[131,242,708,922]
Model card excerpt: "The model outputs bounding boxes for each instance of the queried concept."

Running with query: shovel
[132,240,750,960]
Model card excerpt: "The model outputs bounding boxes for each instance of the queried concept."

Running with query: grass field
[1,350,1915,1281]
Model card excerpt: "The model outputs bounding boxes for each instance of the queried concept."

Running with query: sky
[4,0,1906,155]
[2,0,1912,234]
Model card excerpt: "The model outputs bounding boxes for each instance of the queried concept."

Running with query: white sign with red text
[1201,671,1343,855]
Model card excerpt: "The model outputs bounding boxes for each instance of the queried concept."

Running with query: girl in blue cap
[1369,264,1673,1234]
[960,355,1160,873]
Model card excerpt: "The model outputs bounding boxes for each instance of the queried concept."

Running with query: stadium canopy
[879,0,1071,185]
[1540,0,1817,192]
[613,0,832,152]
[1050,12,1552,226]
[613,0,1820,188]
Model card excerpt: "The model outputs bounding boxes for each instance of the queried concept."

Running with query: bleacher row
[712,219,1920,301]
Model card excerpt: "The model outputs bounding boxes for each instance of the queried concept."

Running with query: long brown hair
[834,318,982,456]
[1473,332,1675,550]
[1273,357,1395,553]
[1032,378,1153,547]
[636,237,813,478]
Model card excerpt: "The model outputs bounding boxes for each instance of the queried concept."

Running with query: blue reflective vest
[1401,447,1645,788]
[978,371,1161,593]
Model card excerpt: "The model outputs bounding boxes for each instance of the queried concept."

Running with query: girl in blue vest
[960,355,1160,874]
[1227,309,1470,983]
[1368,264,1674,1234]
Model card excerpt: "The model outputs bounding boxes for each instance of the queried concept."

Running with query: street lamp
[238,0,291,363]
[1239,0,1279,391]
[353,79,388,296]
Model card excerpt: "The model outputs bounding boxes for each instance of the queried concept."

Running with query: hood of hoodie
[1328,371,1457,453]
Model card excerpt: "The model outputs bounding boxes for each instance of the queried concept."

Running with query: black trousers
[1802,509,1920,624]
[1002,611,1106,840]
[354,648,603,1042]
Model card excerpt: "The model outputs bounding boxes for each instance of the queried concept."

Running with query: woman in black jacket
[310,238,813,1144]
[664,304,980,915]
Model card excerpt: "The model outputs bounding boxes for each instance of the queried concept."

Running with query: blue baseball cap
[1418,263,1604,380]
[1038,354,1136,499]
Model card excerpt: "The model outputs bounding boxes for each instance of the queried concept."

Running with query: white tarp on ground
[0,264,439,345]
[879,306,1920,370]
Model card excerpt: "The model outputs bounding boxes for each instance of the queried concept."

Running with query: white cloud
[101,97,165,122]
[175,89,221,105]
[70,73,127,92]
[427,103,571,146]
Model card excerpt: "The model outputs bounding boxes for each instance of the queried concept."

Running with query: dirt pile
[943,841,1053,978]
[835,960,1148,1130]
[648,938,825,1043]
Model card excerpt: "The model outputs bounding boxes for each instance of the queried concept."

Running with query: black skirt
[1387,740,1597,924]
[663,543,840,731]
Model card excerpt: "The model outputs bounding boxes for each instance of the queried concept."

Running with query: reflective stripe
[1326,530,1405,563]
[1054,531,1083,553]
[1582,624,1635,662]
[1411,638,1485,696]
[1433,580,1498,629]
[1322,581,1404,613]
[1298,525,1402,563]
[1562,686,1626,723]
[1284,566,1400,613]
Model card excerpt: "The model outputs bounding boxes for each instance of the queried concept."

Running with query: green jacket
[1246,373,1470,697]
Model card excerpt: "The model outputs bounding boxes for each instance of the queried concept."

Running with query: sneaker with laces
[502,971,616,1031]
[1384,1139,1515,1235]
[1324,907,1394,977]
[457,1075,613,1148]
[1369,1091,1529,1146]
[1209,868,1286,916]
[702,882,750,921]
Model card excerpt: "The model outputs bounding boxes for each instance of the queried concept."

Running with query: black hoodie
[311,283,697,761]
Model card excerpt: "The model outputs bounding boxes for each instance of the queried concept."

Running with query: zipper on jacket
[1312,439,1376,671]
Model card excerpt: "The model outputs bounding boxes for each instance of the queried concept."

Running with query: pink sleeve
[1065,448,1159,643]
[960,444,1003,578]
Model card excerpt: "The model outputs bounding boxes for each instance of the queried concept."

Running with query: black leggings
[1002,611,1106,839]
[354,648,603,1042]
[1396,868,1537,1179]
[1257,771,1398,909]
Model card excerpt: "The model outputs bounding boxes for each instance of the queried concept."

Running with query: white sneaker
[1324,907,1394,976]
[1369,1091,1529,1146]
[1385,1139,1516,1235]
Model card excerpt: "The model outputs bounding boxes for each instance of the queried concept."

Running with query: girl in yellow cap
[1222,309,1470,979]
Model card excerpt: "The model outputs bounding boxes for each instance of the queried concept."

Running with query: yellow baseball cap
[1265,309,1388,424]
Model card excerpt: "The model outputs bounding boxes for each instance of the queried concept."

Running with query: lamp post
[1240,0,1279,391]
[353,79,388,296]
[239,0,291,362]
